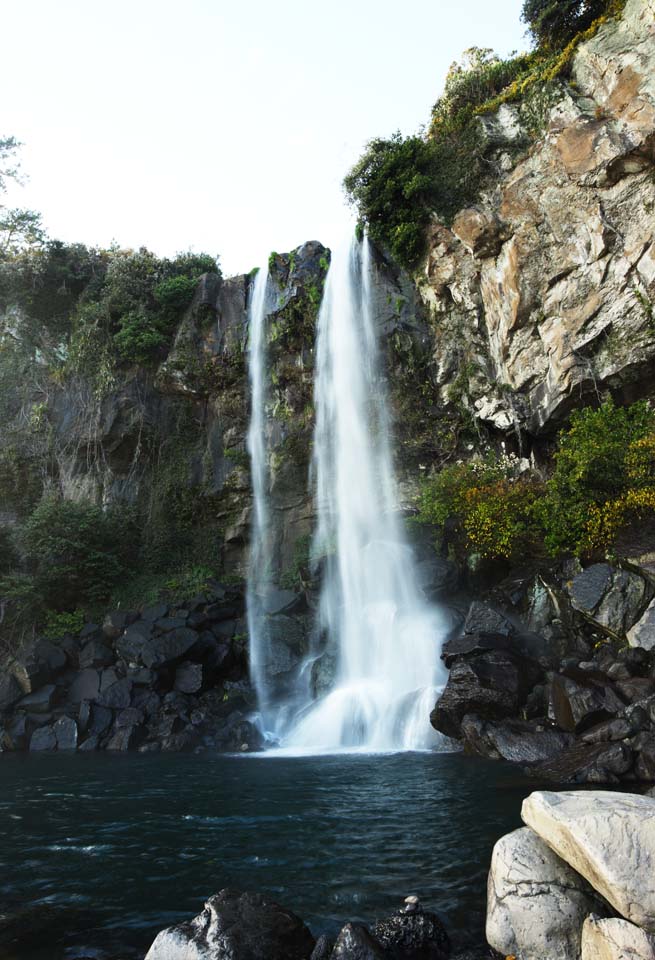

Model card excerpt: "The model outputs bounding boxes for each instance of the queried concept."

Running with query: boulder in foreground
[144,889,315,960]
[581,914,655,960]
[522,790,655,933]
[486,826,607,960]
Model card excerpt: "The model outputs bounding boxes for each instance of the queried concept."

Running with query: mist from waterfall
[246,264,274,727]
[281,235,448,752]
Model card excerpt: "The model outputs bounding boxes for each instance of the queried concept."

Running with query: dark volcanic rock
[526,740,634,783]
[144,889,315,960]
[441,632,513,669]
[635,737,655,780]
[174,662,203,694]
[79,640,114,670]
[53,715,77,750]
[373,898,451,959]
[330,923,387,959]
[549,674,625,733]
[463,601,514,638]
[431,652,539,739]
[69,669,101,703]
[29,724,57,751]
[460,715,574,763]
[0,673,23,711]
[18,684,57,714]
[98,677,133,709]
[567,564,650,636]
[311,935,335,960]
[102,610,135,639]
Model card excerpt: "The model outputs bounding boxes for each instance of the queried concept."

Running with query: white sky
[2,0,528,276]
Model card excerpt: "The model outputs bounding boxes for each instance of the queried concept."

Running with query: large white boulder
[581,915,655,960]
[522,791,655,932]
[486,826,607,960]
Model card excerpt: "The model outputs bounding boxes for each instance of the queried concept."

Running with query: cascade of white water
[281,234,448,752]
[246,264,274,726]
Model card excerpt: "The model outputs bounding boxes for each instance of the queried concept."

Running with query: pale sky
[2,0,528,276]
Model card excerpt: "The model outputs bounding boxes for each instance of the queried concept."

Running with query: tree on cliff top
[521,0,607,48]
[0,136,45,258]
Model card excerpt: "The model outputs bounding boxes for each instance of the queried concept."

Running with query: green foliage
[42,608,85,639]
[344,133,437,269]
[0,135,45,259]
[21,496,132,610]
[521,0,606,48]
[113,309,172,364]
[536,400,655,555]
[154,275,197,311]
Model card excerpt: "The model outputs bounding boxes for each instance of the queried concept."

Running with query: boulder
[373,896,451,959]
[98,677,133,709]
[581,915,655,960]
[29,725,57,751]
[486,826,608,960]
[567,564,650,637]
[329,923,387,959]
[461,715,574,763]
[141,603,169,622]
[106,723,142,751]
[549,674,625,732]
[440,632,513,669]
[636,738,655,780]
[522,790,655,932]
[53,716,77,750]
[526,740,633,783]
[462,601,514,638]
[18,684,57,714]
[102,610,135,639]
[431,651,538,739]
[69,669,100,704]
[145,628,199,668]
[78,640,114,670]
[0,673,23,712]
[628,599,655,651]
[144,890,315,960]
[175,662,203,694]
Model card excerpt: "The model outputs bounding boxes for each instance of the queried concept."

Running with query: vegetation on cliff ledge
[344,0,627,271]
[416,400,655,562]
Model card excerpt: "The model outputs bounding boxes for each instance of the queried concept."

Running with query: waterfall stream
[247,236,448,752]
[246,264,274,728]
[285,235,448,751]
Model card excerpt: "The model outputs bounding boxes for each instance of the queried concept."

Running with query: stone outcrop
[581,915,655,960]
[486,827,608,960]
[522,790,655,932]
[420,0,655,438]
[144,889,315,960]
[0,581,313,753]
[431,557,655,784]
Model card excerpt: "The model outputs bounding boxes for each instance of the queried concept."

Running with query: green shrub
[42,608,85,639]
[536,400,655,555]
[154,275,197,311]
[344,133,438,269]
[113,309,172,364]
[22,497,132,610]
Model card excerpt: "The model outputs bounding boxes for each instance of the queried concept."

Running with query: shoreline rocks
[488,789,655,960]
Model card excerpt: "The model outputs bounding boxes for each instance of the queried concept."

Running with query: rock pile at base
[145,893,459,960]
[0,582,309,753]
[487,789,655,960]
[431,559,655,785]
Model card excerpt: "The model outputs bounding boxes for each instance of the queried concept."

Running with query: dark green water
[0,752,530,958]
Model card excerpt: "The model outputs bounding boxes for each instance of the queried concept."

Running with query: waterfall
[246,264,274,728]
[281,235,448,752]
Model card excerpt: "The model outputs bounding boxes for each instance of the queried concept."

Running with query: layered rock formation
[420,0,655,439]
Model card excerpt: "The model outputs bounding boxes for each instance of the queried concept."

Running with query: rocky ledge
[0,581,307,754]
[488,789,655,960]
[431,555,655,784]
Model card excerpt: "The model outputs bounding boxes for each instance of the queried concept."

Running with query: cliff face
[420,0,655,440]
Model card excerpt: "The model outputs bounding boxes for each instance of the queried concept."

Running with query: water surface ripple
[0,753,528,957]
